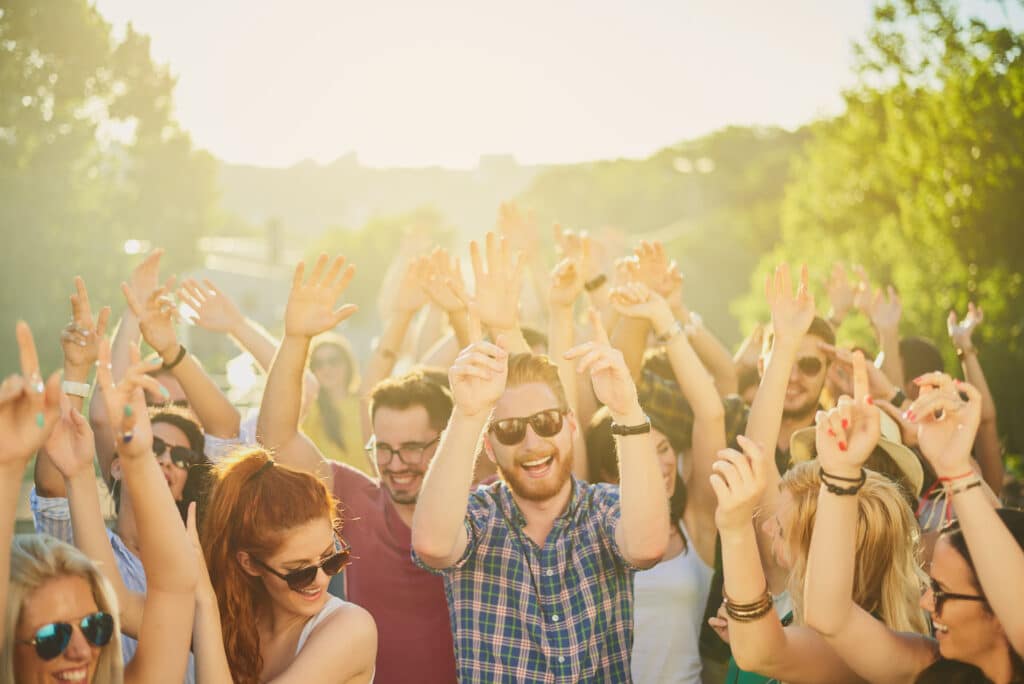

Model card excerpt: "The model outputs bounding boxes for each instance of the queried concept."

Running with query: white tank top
[631,521,715,684]
[295,596,346,655]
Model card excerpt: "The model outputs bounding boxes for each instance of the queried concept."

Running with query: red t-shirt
[330,462,457,683]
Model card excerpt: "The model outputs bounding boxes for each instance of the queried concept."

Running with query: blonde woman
[708,428,928,683]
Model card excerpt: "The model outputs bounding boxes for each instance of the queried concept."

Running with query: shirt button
[551,614,560,622]
[545,569,554,577]
[558,656,565,664]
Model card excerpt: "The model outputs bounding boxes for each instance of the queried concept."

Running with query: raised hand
[448,313,509,417]
[549,258,584,309]
[633,240,678,299]
[906,373,981,478]
[947,302,983,351]
[563,308,640,420]
[709,435,767,533]
[95,338,166,460]
[851,264,872,313]
[284,254,358,338]
[498,202,540,260]
[43,395,96,480]
[466,232,524,332]
[61,277,111,372]
[765,263,815,348]
[609,282,672,327]
[178,279,244,334]
[826,262,855,323]
[0,322,62,467]
[734,323,765,370]
[419,248,467,314]
[125,249,165,315]
[819,342,895,400]
[554,227,607,283]
[392,257,430,315]
[122,278,179,357]
[814,350,881,478]
[866,285,902,333]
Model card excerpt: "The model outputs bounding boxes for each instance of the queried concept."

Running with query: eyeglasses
[796,357,824,376]
[489,408,566,446]
[253,536,352,592]
[16,612,114,661]
[365,434,440,468]
[928,576,985,615]
[152,436,203,470]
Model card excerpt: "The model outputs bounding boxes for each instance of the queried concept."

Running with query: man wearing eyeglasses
[411,319,669,683]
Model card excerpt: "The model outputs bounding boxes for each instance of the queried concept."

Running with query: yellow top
[301,395,375,476]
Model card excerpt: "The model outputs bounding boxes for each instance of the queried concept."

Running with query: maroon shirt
[330,462,457,683]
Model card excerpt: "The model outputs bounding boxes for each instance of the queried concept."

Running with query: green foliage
[0,2,223,371]
[740,0,1024,452]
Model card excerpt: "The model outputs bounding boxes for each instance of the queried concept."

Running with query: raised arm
[0,322,62,646]
[710,435,862,682]
[910,372,1024,655]
[258,255,359,483]
[611,283,725,528]
[802,352,936,684]
[466,232,530,354]
[123,279,240,439]
[548,258,588,479]
[947,304,1003,495]
[864,284,905,390]
[566,309,669,567]
[95,339,199,684]
[412,314,508,569]
[420,248,472,350]
[35,277,110,498]
[825,262,856,330]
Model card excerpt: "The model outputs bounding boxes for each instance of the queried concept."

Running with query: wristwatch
[62,381,91,398]
[889,387,907,407]
[610,415,652,436]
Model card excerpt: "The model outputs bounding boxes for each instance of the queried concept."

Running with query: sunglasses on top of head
[16,611,114,661]
[253,535,353,592]
[488,408,566,446]
[152,436,202,470]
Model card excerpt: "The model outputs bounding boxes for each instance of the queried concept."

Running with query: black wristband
[162,344,187,370]
[610,415,651,436]
[584,274,608,292]
[890,387,906,407]
[820,467,866,495]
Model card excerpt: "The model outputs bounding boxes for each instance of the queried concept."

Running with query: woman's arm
[548,258,587,479]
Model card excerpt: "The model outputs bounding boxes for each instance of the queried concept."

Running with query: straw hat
[789,411,924,496]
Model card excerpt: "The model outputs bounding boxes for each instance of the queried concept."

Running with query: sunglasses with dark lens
[928,576,986,616]
[365,434,440,468]
[152,436,202,470]
[16,611,114,661]
[489,408,566,446]
[796,357,824,376]
[254,537,353,592]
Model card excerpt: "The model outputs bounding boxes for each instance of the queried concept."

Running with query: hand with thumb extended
[448,309,509,417]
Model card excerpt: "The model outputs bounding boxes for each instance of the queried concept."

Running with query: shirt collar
[497,476,585,529]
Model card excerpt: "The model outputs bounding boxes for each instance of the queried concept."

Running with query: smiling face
[921,536,1007,667]
[14,575,105,684]
[240,516,337,618]
[372,405,440,506]
[651,426,677,499]
[761,333,828,419]
[485,382,575,503]
[151,422,192,501]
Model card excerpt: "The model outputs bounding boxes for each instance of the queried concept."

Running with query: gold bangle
[723,588,774,622]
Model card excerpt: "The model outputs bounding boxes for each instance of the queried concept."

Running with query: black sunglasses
[928,576,985,616]
[16,611,114,661]
[152,436,202,470]
[489,408,566,446]
[796,356,824,376]
[365,434,440,468]
[254,536,352,592]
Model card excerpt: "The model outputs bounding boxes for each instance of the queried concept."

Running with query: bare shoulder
[313,602,377,657]
[283,603,378,684]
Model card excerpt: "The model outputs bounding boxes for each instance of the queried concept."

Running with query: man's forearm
[229,318,280,372]
[689,325,740,397]
[615,405,669,566]
[412,408,487,563]
[877,328,904,389]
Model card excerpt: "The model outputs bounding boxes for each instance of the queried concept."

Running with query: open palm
[285,254,358,337]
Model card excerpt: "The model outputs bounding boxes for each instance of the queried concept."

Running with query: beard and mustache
[496,446,575,502]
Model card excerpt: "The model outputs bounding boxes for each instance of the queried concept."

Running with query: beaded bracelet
[820,467,866,496]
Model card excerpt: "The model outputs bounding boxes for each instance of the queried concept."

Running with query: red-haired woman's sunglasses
[254,536,352,592]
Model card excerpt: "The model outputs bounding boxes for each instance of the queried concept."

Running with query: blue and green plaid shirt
[413,477,638,683]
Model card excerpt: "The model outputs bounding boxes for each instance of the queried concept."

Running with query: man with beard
[412,313,669,683]
[257,255,459,684]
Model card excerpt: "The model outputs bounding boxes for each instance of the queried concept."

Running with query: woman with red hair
[191,448,376,684]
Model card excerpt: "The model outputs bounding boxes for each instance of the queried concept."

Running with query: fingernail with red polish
[865,396,874,405]
[827,429,835,437]
[839,442,847,451]
[842,419,849,429]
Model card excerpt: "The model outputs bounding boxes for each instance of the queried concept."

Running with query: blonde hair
[3,534,123,683]
[780,462,929,634]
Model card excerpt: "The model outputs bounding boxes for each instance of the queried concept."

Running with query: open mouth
[54,667,88,681]
[387,472,419,487]
[298,586,323,602]
[519,454,555,479]
[933,619,949,635]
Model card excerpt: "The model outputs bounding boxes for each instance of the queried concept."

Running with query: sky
[90,0,1017,169]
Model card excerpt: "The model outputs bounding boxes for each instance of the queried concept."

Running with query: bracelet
[723,588,774,622]
[820,467,866,495]
[889,387,907,407]
[655,320,684,344]
[61,380,91,398]
[956,347,977,360]
[683,311,703,336]
[584,274,608,292]
[609,415,651,436]
[819,468,864,483]
[945,479,983,496]
[938,470,976,482]
[161,344,187,370]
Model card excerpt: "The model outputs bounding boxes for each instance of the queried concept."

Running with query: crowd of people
[1,208,1022,683]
